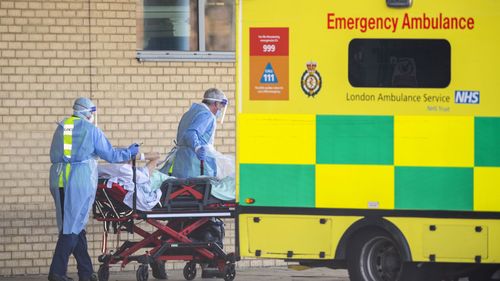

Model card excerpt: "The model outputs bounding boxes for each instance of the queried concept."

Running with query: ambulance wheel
[183,262,197,280]
[347,229,422,281]
[136,264,149,281]
[223,264,236,281]
[97,264,109,281]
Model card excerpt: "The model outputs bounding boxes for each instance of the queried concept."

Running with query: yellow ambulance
[235,0,500,280]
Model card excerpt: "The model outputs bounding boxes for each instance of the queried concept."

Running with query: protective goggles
[74,102,97,113]
[204,98,228,106]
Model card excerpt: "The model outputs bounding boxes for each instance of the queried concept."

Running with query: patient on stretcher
[97,152,235,211]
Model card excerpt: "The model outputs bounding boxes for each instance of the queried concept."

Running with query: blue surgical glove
[195,146,206,161]
[128,143,140,157]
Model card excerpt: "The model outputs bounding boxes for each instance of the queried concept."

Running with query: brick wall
[0,0,284,276]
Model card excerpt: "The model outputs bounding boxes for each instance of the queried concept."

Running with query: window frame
[136,0,235,62]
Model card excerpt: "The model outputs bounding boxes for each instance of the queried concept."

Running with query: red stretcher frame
[93,179,237,281]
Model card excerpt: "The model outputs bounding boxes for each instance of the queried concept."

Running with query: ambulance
[235,0,500,280]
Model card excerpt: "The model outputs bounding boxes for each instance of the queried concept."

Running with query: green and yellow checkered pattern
[238,114,500,212]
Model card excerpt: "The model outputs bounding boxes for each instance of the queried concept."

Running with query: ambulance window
[348,39,450,88]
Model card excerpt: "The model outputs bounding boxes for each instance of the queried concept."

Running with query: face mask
[87,111,98,126]
[215,109,222,119]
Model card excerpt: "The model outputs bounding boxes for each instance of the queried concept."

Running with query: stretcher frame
[92,165,237,281]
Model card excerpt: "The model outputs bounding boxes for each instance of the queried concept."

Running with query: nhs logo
[455,90,480,104]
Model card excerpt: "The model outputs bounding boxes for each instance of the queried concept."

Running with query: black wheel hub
[362,237,403,281]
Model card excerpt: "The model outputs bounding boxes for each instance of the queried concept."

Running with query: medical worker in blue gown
[172,88,228,178]
[48,97,139,281]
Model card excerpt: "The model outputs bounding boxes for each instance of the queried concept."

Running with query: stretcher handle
[132,155,137,213]
[200,159,204,176]
[131,142,141,214]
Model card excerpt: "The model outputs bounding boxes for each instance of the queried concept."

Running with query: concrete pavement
[0,267,350,281]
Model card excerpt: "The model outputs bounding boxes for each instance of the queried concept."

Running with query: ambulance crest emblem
[301,61,322,97]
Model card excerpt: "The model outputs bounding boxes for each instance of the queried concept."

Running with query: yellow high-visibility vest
[59,116,79,188]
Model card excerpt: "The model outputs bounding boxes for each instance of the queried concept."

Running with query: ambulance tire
[347,229,426,281]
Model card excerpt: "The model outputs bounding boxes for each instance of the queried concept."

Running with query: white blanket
[98,164,162,211]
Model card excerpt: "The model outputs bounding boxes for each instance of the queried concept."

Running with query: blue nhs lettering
[454,91,480,104]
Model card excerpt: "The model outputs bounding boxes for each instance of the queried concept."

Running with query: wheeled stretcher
[92,172,237,281]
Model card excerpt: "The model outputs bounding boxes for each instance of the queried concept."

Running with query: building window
[348,39,451,88]
[137,0,235,61]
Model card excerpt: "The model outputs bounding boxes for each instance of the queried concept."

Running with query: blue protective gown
[49,116,132,234]
[172,103,217,178]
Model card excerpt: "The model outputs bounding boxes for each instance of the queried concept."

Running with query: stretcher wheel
[136,264,149,281]
[97,264,109,281]
[223,264,236,281]
[183,262,197,280]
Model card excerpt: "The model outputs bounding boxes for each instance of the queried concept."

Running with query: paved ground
[0,267,349,281]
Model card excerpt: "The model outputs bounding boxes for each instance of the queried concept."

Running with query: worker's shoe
[48,273,74,281]
[151,260,168,280]
[78,273,97,281]
[201,264,220,279]
[201,268,220,278]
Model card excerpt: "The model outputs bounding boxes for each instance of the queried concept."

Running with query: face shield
[218,98,228,124]
[204,97,228,124]
[89,106,97,126]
